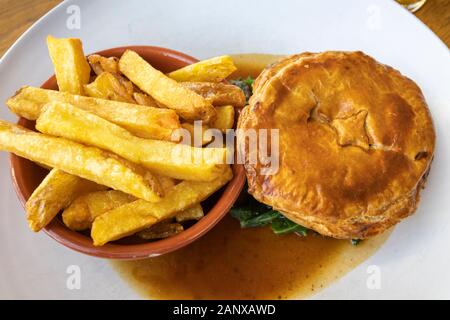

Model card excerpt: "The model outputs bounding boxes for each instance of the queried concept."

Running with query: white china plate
[0,0,449,299]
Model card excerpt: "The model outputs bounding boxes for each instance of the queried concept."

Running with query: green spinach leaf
[230,76,254,102]
[271,216,309,236]
[230,186,308,236]
[232,209,280,228]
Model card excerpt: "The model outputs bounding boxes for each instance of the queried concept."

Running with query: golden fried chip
[175,204,204,222]
[91,166,233,245]
[46,36,91,95]
[87,54,120,75]
[62,190,135,231]
[119,50,216,122]
[0,120,162,202]
[181,82,246,107]
[180,123,213,146]
[137,222,184,240]
[84,72,136,103]
[210,105,235,132]
[132,92,160,107]
[168,55,237,82]
[26,169,107,232]
[62,178,197,231]
[6,86,180,140]
[36,102,227,181]
[157,175,177,192]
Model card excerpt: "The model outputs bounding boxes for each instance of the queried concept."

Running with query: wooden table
[0,0,449,57]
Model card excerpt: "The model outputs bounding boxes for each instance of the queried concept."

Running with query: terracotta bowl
[9,46,245,260]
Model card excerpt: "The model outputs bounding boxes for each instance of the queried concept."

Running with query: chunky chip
[168,55,237,82]
[180,123,214,146]
[36,102,227,181]
[46,36,91,95]
[91,166,233,245]
[84,72,136,103]
[62,190,136,231]
[210,105,235,132]
[181,82,246,107]
[175,204,204,222]
[87,54,120,75]
[63,188,203,231]
[119,50,216,122]
[0,120,162,202]
[137,222,184,240]
[6,86,180,140]
[26,169,107,232]
[132,92,160,107]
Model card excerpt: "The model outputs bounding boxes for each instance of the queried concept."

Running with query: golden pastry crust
[238,51,435,239]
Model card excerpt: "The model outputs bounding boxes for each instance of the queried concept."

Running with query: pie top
[238,51,435,238]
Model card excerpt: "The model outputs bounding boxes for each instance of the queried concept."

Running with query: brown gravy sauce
[111,54,391,300]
